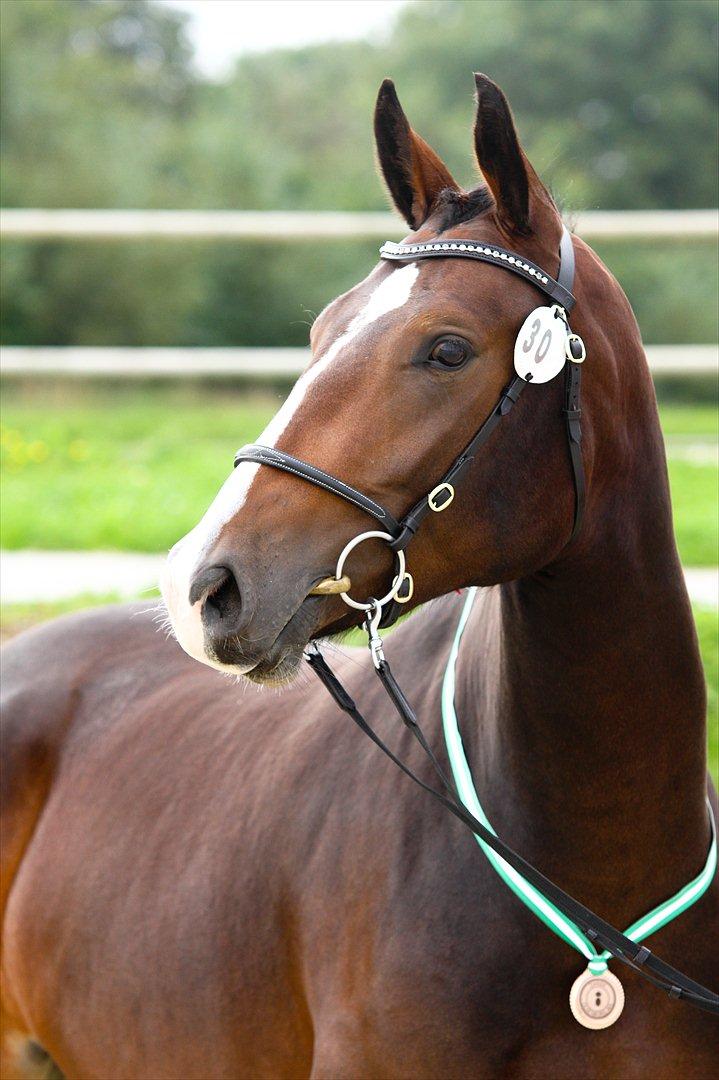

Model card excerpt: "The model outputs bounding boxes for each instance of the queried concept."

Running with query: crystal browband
[380,238,575,312]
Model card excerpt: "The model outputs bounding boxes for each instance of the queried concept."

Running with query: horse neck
[456,373,709,918]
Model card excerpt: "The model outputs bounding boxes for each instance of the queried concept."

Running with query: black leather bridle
[232,230,719,1016]
[235,227,584,626]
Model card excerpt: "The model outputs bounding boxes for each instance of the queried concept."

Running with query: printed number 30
[522,319,552,364]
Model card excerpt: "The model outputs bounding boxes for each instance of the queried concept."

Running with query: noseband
[232,229,719,1018]
[235,226,585,626]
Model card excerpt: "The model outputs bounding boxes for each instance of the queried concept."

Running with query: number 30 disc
[514,306,567,383]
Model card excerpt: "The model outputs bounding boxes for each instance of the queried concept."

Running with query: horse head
[162,74,632,684]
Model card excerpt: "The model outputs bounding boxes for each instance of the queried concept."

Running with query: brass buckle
[427,483,455,513]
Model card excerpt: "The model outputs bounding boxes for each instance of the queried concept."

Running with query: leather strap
[305,645,719,1016]
[557,225,576,294]
[557,228,585,545]
[388,376,526,552]
[563,359,585,544]
[378,375,526,628]
[233,444,403,536]
[380,237,576,312]
[235,377,527,552]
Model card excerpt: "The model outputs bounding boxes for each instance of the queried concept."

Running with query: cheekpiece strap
[387,375,526,553]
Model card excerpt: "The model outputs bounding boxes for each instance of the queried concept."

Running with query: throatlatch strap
[305,645,719,1015]
[563,360,585,544]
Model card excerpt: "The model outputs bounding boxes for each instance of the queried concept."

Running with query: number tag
[513,306,567,383]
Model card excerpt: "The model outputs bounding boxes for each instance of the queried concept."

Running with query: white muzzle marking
[161,263,420,670]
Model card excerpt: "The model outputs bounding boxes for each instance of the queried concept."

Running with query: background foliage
[1,0,718,348]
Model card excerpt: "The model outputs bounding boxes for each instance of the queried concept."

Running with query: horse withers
[2,74,717,1079]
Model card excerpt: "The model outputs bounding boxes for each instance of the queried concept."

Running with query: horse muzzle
[191,563,316,681]
[161,543,356,684]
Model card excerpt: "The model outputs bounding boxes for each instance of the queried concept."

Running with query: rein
[233,228,719,1020]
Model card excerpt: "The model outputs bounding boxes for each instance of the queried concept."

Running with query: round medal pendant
[569,968,625,1029]
[514,306,567,383]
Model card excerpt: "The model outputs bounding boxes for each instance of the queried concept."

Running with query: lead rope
[304,603,719,1018]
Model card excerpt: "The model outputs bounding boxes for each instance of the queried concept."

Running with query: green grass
[1,595,716,787]
[667,461,718,567]
[1,385,278,551]
[658,405,719,437]
[0,593,125,644]
[696,607,719,787]
[1,386,717,563]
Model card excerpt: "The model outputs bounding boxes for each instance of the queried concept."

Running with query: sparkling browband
[380,238,575,312]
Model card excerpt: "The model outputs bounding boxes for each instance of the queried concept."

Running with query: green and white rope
[441,586,717,976]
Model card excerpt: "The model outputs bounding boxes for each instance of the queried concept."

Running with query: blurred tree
[1,0,197,207]
[0,0,717,348]
[196,0,719,211]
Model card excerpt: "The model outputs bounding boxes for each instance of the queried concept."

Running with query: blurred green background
[1,0,718,348]
[0,0,717,776]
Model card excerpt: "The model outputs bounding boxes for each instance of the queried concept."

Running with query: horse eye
[428,337,470,369]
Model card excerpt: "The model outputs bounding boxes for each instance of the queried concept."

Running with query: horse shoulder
[1,605,178,895]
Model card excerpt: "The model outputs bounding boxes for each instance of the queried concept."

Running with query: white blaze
[161,262,419,668]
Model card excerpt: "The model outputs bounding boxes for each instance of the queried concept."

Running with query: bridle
[235,226,584,628]
[233,228,719,1017]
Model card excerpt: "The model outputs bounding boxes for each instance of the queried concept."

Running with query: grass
[1,385,717,563]
[0,593,124,644]
[658,405,719,437]
[1,594,716,787]
[668,461,718,567]
[0,384,278,551]
[696,607,719,788]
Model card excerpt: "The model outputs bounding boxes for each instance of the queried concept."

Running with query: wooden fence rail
[2,208,718,241]
[2,210,716,380]
[2,345,716,378]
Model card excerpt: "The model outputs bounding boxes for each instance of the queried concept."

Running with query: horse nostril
[203,569,242,631]
[189,565,242,632]
[188,564,231,606]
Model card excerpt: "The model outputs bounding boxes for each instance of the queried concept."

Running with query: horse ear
[473,73,554,237]
[374,79,459,231]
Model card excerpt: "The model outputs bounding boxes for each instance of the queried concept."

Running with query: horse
[1,73,717,1079]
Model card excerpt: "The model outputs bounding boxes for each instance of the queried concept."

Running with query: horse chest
[301,849,718,1079]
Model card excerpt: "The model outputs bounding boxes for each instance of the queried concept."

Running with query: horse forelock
[431,184,495,231]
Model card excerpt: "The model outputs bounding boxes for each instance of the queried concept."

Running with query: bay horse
[2,74,717,1078]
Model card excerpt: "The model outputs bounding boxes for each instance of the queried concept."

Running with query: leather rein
[233,228,719,1016]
